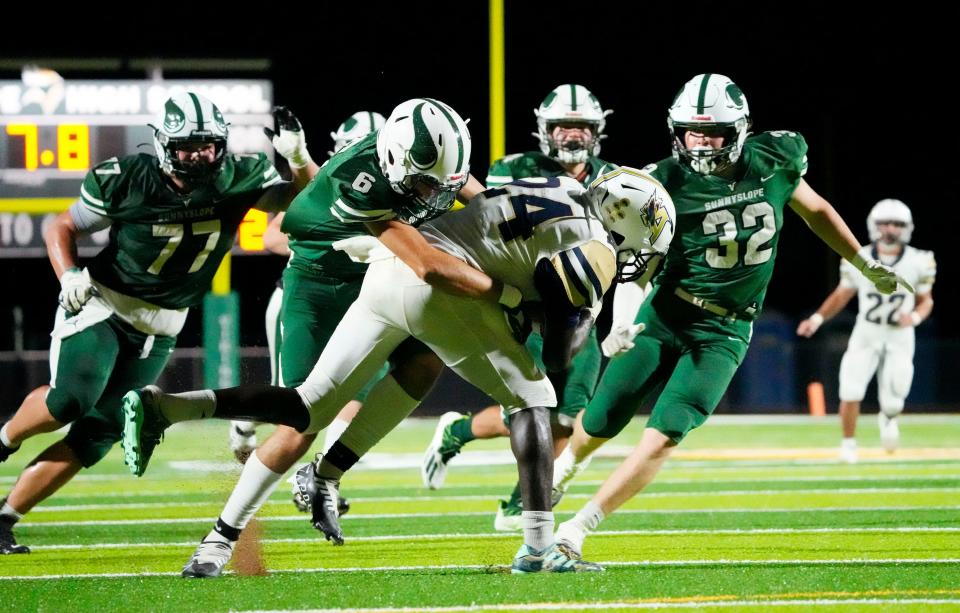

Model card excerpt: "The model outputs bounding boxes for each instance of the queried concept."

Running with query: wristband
[809,313,824,327]
[909,311,922,327]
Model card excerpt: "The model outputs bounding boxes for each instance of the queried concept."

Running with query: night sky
[1,2,956,350]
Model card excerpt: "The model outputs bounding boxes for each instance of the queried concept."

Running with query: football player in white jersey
[126,168,674,574]
[797,199,935,462]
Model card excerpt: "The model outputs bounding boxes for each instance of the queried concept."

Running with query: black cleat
[296,458,345,545]
[0,516,29,554]
[293,462,350,517]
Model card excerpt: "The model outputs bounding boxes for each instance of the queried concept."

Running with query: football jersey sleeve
[547,240,617,310]
[916,250,937,294]
[485,154,521,188]
[78,157,125,218]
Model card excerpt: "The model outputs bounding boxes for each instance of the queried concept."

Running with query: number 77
[148,220,221,275]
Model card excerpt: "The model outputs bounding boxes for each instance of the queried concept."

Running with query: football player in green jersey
[549,74,911,564]
[228,111,387,468]
[0,93,312,554]
[112,98,507,577]
[420,84,632,533]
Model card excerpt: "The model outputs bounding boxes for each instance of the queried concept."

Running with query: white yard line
[2,558,958,581]
[26,486,960,512]
[19,504,960,527]
[25,526,960,551]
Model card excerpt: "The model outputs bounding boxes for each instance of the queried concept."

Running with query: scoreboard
[0,78,275,257]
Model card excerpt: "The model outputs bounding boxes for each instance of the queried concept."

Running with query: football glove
[600,322,646,358]
[503,302,539,344]
[58,268,96,314]
[855,256,914,295]
[263,106,312,169]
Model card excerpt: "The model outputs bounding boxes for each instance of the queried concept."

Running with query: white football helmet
[867,199,913,244]
[376,98,471,224]
[152,91,228,185]
[534,84,612,165]
[587,167,676,281]
[668,73,751,175]
[329,111,386,156]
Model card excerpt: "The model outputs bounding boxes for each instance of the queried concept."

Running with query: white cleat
[840,439,858,464]
[181,539,234,578]
[554,519,587,559]
[421,411,467,490]
[493,501,523,532]
[879,413,900,453]
[229,421,257,464]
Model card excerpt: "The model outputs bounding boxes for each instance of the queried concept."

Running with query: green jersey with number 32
[645,130,808,314]
[282,132,411,278]
[79,153,280,309]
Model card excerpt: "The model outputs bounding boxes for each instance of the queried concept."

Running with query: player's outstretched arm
[365,219,519,306]
[787,179,861,261]
[789,179,907,295]
[796,284,857,337]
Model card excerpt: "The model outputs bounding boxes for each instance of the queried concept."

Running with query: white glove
[332,235,387,263]
[263,106,312,169]
[58,268,96,313]
[601,322,646,358]
[854,255,914,295]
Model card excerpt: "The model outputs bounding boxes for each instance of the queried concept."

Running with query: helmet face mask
[534,84,611,165]
[668,74,751,175]
[587,167,676,282]
[376,98,471,224]
[867,199,913,245]
[152,92,228,187]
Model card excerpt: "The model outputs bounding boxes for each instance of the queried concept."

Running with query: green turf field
[2,414,959,611]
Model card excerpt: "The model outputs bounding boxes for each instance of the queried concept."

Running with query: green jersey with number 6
[645,130,808,314]
[486,151,614,188]
[282,132,410,279]
[79,152,280,309]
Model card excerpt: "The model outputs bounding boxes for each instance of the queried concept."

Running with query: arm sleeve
[69,200,113,233]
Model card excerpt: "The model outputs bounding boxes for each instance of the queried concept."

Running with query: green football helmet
[668,73,751,175]
[534,84,611,164]
[376,98,471,224]
[151,91,228,185]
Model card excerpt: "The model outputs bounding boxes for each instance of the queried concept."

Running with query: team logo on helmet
[212,106,227,132]
[408,102,440,170]
[725,83,745,109]
[163,99,186,133]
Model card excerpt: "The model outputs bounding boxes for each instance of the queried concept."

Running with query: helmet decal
[163,99,185,133]
[409,103,439,170]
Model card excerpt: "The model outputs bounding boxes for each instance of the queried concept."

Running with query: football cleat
[0,516,29,554]
[554,519,588,560]
[879,413,900,453]
[120,385,170,477]
[291,462,351,516]
[421,411,469,490]
[229,422,257,464]
[297,458,345,545]
[494,498,523,532]
[840,438,858,465]
[181,539,234,578]
[510,543,546,574]
[543,542,604,572]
